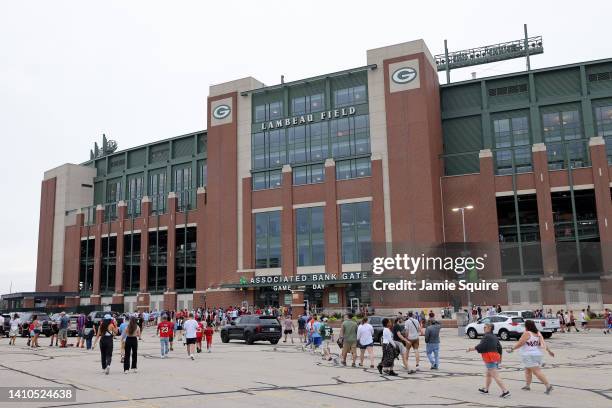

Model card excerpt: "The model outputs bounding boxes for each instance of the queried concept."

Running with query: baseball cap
[104,314,112,320]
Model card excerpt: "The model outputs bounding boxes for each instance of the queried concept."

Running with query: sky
[1,0,611,295]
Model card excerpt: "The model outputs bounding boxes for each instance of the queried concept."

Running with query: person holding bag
[93,315,117,375]
[377,318,399,376]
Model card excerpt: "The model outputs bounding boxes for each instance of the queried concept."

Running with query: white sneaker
[208,349,211,353]
[105,366,110,375]
[190,354,195,360]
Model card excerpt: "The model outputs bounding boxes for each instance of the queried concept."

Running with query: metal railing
[554,219,599,241]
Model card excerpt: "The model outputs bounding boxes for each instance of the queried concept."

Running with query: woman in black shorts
[283,315,294,343]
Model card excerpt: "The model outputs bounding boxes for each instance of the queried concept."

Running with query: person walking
[508,320,554,394]
[93,315,118,375]
[156,314,173,358]
[118,317,129,363]
[58,312,69,347]
[31,315,41,348]
[377,318,398,376]
[76,313,86,348]
[319,317,333,361]
[567,310,579,332]
[8,314,20,346]
[83,315,95,350]
[580,309,590,332]
[195,317,204,353]
[175,312,184,344]
[123,317,141,374]
[49,315,59,347]
[604,308,612,335]
[356,317,375,368]
[467,323,510,398]
[339,313,358,367]
[311,315,323,353]
[283,315,294,343]
[424,313,441,370]
[204,322,214,353]
[183,313,198,360]
[404,311,421,372]
[297,312,307,343]
[392,317,410,371]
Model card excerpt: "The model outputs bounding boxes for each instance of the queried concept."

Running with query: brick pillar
[242,179,253,270]
[166,192,178,291]
[91,204,104,305]
[23,297,35,309]
[281,165,295,276]
[194,187,207,307]
[476,150,507,306]
[589,137,612,274]
[138,197,151,304]
[64,296,80,308]
[195,187,207,291]
[291,289,305,317]
[113,202,125,312]
[371,156,387,248]
[114,201,127,301]
[532,143,565,307]
[324,159,340,274]
[163,292,177,311]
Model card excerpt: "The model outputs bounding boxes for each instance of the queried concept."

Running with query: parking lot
[1,327,611,408]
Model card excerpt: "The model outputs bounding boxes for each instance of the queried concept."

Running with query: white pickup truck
[502,310,560,338]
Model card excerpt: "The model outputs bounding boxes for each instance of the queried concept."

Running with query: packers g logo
[213,104,231,120]
[391,67,417,84]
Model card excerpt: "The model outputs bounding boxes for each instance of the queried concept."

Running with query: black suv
[220,315,282,345]
[17,312,52,337]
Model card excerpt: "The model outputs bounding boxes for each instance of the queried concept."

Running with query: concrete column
[166,192,178,291]
[371,156,387,255]
[324,159,340,275]
[281,165,295,276]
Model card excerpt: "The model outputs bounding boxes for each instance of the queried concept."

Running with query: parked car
[366,316,404,345]
[88,311,110,327]
[501,310,560,338]
[16,312,52,337]
[220,315,282,344]
[465,315,525,341]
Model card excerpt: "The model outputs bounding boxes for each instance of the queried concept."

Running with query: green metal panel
[127,148,146,169]
[197,133,207,154]
[288,80,326,99]
[586,62,612,94]
[149,142,170,164]
[94,181,104,205]
[486,76,529,107]
[107,153,126,174]
[441,83,482,113]
[329,71,367,92]
[444,153,480,176]
[535,68,581,100]
[442,115,483,154]
[173,136,194,159]
[95,160,106,177]
[539,102,581,114]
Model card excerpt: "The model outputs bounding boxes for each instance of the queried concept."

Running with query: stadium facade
[17,39,612,314]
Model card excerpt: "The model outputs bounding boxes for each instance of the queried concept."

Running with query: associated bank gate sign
[226,272,368,291]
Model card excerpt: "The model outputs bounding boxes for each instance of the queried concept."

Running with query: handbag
[336,336,344,348]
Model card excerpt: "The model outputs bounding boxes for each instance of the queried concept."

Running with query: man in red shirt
[157,315,173,359]
[195,318,204,353]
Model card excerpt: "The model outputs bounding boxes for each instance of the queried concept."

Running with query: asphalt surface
[1,326,611,407]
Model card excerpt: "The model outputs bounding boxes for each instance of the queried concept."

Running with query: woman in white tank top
[508,320,554,394]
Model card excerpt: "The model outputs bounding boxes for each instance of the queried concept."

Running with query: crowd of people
[6,303,612,400]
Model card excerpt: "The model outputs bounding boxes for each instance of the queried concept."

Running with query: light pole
[452,205,474,309]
